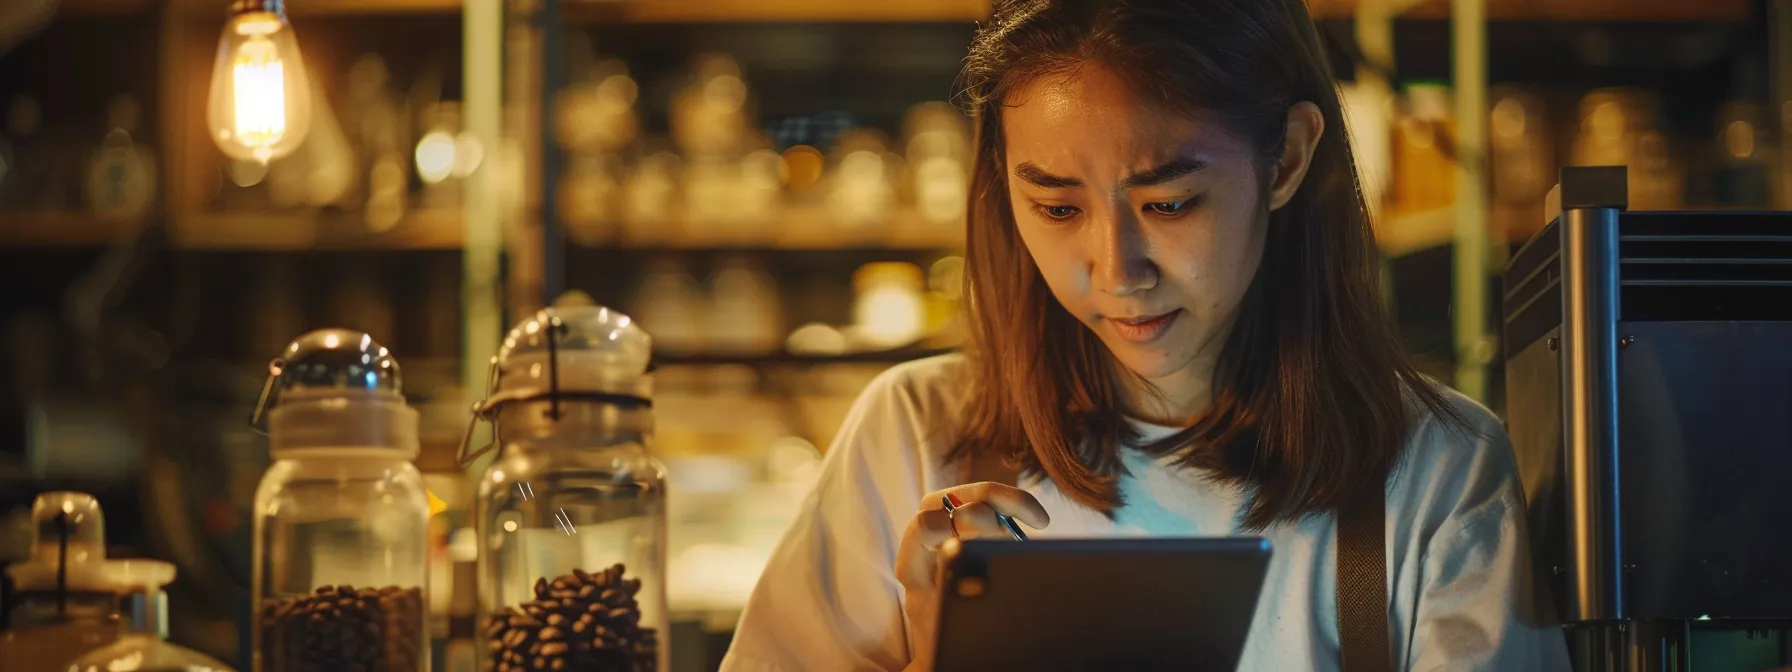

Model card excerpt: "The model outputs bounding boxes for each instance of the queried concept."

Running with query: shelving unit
[568,0,988,24]
[1307,0,1750,21]
[652,346,955,368]
[0,212,148,246]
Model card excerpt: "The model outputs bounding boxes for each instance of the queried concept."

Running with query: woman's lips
[1106,309,1181,343]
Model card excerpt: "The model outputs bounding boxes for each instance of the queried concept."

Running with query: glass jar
[463,306,668,672]
[249,329,430,672]
[0,492,126,669]
[68,560,236,672]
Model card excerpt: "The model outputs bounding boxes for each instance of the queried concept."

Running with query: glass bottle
[68,560,236,672]
[248,329,430,671]
[0,492,126,669]
[462,306,669,672]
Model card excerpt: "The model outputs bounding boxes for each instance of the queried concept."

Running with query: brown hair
[949,0,1468,530]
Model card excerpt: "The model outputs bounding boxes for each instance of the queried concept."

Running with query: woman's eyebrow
[1013,162,1081,189]
[1119,156,1209,189]
[1011,157,1210,190]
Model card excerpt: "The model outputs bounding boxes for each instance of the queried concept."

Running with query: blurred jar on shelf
[683,140,782,246]
[625,148,682,244]
[1488,87,1554,245]
[1388,81,1454,217]
[561,153,627,246]
[828,129,899,238]
[1572,88,1682,210]
[707,257,783,355]
[925,255,968,348]
[902,102,970,237]
[343,54,409,232]
[413,101,483,212]
[83,95,156,219]
[556,59,640,156]
[849,262,926,351]
[557,59,639,245]
[672,54,754,159]
[1713,101,1775,208]
[629,258,708,355]
[2,94,73,211]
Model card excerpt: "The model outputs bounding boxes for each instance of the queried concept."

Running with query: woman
[722,0,1570,670]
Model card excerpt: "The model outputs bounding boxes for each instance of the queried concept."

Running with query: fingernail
[946,493,966,508]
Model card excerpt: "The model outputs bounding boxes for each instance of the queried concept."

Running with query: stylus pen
[941,495,1030,541]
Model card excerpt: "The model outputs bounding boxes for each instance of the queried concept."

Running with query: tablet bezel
[933,537,1273,671]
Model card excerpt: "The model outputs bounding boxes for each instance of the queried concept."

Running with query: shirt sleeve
[719,370,933,672]
[1404,427,1573,672]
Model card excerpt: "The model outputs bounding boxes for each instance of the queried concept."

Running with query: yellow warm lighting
[415,131,457,184]
[207,11,313,164]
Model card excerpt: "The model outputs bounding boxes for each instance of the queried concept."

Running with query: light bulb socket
[230,0,284,17]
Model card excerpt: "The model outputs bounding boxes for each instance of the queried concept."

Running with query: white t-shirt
[720,355,1571,672]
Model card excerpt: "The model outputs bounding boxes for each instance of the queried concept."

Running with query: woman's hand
[894,482,1050,672]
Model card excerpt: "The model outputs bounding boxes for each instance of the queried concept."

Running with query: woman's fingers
[923,482,1051,530]
[896,509,950,591]
[939,501,1008,542]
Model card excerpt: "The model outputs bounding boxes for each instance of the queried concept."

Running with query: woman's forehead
[1000,73,1250,174]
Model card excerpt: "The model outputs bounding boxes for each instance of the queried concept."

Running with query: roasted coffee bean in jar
[249,331,431,672]
[259,584,424,672]
[481,565,658,672]
[468,307,670,671]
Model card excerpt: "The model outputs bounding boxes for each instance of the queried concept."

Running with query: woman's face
[1001,65,1278,394]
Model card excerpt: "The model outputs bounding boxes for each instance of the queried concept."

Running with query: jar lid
[491,304,651,402]
[6,492,117,593]
[459,305,652,465]
[250,329,418,456]
[251,328,404,429]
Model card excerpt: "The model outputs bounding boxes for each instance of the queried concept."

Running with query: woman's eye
[1036,204,1080,221]
[1145,199,1193,216]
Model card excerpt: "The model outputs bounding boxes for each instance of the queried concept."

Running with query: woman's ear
[1267,101,1325,211]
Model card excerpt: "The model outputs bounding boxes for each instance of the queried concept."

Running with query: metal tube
[1773,0,1791,210]
[463,0,503,477]
[1452,0,1490,403]
[1559,205,1624,621]
[538,0,567,306]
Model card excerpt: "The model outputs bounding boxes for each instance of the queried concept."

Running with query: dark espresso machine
[1504,166,1792,671]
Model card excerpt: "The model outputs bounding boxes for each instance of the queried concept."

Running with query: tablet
[934,537,1272,671]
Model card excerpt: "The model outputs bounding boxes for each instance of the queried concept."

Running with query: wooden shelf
[0,211,148,247]
[285,0,461,16]
[1308,0,1750,22]
[169,209,464,250]
[573,204,963,251]
[60,0,156,17]
[652,346,954,368]
[568,0,989,23]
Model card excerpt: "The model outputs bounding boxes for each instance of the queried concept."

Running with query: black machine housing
[1503,166,1792,671]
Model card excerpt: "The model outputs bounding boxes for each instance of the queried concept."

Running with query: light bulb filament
[232,35,287,161]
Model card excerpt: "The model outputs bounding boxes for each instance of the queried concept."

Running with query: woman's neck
[1118,362,1216,428]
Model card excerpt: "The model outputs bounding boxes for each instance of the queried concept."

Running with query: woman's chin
[1101,342,1188,381]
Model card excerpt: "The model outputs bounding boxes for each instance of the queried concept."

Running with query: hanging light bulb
[206,0,312,164]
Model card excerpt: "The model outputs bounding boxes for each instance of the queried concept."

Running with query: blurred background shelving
[0,0,1786,670]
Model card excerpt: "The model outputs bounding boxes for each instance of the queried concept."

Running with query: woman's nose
[1088,211,1158,296]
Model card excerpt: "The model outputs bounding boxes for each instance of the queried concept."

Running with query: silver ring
[941,495,957,516]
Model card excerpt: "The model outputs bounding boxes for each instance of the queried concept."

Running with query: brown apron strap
[1336,483,1392,672]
